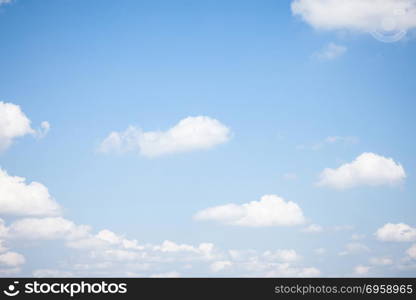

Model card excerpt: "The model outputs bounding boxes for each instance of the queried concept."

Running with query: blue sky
[0,0,415,277]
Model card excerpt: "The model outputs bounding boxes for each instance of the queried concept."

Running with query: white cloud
[339,243,370,256]
[407,244,416,259]
[291,0,416,32]
[375,223,416,242]
[35,121,51,139]
[314,43,347,60]
[369,257,393,266]
[0,0,12,5]
[99,116,231,157]
[302,224,323,233]
[194,195,306,227]
[0,102,34,151]
[0,168,62,216]
[0,102,49,151]
[9,217,90,240]
[0,251,25,267]
[317,153,406,189]
[354,265,370,275]
[210,261,232,272]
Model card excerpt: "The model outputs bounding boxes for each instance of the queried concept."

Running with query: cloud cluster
[291,0,416,32]
[99,116,231,157]
[194,195,306,227]
[317,153,406,189]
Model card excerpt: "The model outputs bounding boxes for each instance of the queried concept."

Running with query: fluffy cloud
[375,223,416,242]
[407,244,416,259]
[317,153,406,189]
[314,43,347,60]
[9,217,90,240]
[0,251,25,267]
[194,195,306,227]
[0,102,34,151]
[0,102,50,152]
[291,0,416,32]
[0,169,62,217]
[99,116,231,157]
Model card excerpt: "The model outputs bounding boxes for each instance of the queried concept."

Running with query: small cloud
[314,43,347,61]
[194,195,306,227]
[99,116,231,157]
[407,244,416,259]
[354,265,370,275]
[210,261,232,272]
[317,153,406,189]
[35,121,51,139]
[375,223,416,242]
[369,257,393,266]
[339,243,370,256]
[302,224,323,234]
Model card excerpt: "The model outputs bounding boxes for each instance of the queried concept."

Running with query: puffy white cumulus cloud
[291,0,416,32]
[317,153,406,189]
[0,102,34,151]
[99,116,231,157]
[407,244,416,259]
[375,223,416,242]
[0,102,49,151]
[0,169,61,217]
[0,251,25,267]
[194,195,306,227]
[9,217,90,240]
